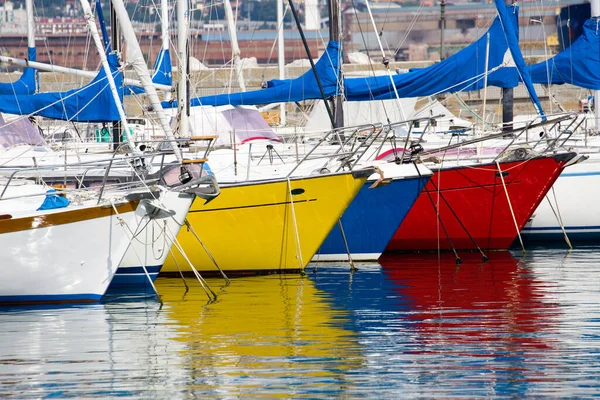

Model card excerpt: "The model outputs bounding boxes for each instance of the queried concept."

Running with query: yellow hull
[162,171,367,274]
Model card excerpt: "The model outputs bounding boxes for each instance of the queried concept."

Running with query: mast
[25,0,37,90]
[26,0,34,49]
[224,0,246,91]
[364,0,407,122]
[177,0,190,138]
[110,0,183,161]
[79,0,133,144]
[159,0,172,101]
[277,0,286,125]
[287,0,335,128]
[329,0,343,128]
[161,0,169,52]
[440,0,445,60]
[592,0,600,131]
[110,1,121,148]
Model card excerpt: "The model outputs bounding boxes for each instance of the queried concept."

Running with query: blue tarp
[96,0,111,52]
[529,18,600,89]
[0,47,37,95]
[345,5,521,101]
[127,48,172,95]
[163,40,341,108]
[0,53,123,122]
[493,0,545,120]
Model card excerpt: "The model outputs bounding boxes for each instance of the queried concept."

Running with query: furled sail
[492,0,545,120]
[529,18,600,89]
[0,53,123,122]
[0,47,37,95]
[163,40,341,108]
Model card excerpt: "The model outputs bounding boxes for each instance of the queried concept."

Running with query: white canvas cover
[188,105,280,147]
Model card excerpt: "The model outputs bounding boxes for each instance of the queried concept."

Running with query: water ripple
[0,248,599,397]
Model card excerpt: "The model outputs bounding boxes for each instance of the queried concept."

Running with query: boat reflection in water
[0,275,363,397]
[1,250,599,397]
[380,251,556,346]
[377,251,560,395]
[0,300,188,397]
[155,274,364,396]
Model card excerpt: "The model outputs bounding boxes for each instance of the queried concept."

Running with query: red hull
[385,153,575,251]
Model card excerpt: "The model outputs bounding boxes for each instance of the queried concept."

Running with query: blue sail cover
[345,6,520,101]
[493,0,545,120]
[127,48,172,95]
[0,53,123,122]
[163,40,341,108]
[529,18,600,89]
[0,47,37,95]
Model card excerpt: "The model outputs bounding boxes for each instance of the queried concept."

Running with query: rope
[184,218,230,284]
[168,248,190,292]
[287,177,304,270]
[495,160,525,255]
[546,186,573,249]
[337,219,356,271]
[169,229,217,302]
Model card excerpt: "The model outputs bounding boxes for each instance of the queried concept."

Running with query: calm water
[1,248,600,398]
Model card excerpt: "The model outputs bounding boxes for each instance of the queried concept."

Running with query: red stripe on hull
[385,153,575,251]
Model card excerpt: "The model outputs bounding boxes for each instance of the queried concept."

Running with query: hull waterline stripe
[189,198,317,213]
[0,293,103,304]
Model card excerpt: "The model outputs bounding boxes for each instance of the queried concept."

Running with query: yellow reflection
[155,274,363,392]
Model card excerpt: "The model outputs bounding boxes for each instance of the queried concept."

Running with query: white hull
[522,153,600,243]
[112,190,194,287]
[0,201,140,303]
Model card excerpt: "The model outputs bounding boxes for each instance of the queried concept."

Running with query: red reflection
[380,252,558,351]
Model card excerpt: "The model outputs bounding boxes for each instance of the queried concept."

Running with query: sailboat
[371,2,579,252]
[0,178,145,303]
[0,0,207,289]
[101,0,375,275]
[512,15,600,244]
[158,2,434,263]
[181,1,577,255]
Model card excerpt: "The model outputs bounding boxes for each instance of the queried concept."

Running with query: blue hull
[315,175,429,260]
[109,265,161,288]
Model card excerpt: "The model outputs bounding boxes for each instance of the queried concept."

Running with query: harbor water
[1,247,599,397]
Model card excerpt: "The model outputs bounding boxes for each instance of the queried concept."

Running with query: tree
[249,0,293,22]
